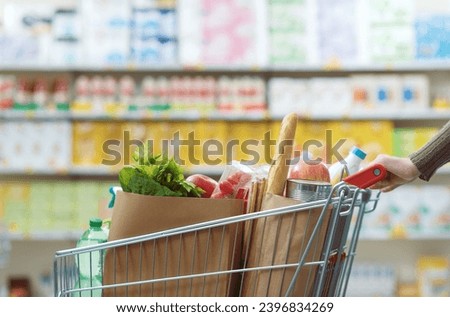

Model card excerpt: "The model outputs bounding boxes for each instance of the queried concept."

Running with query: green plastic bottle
[74,217,108,297]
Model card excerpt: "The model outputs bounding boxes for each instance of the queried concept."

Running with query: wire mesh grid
[54,183,380,297]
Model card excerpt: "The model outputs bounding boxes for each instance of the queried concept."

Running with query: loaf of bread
[266,113,298,196]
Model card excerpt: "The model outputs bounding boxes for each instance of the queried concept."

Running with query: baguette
[266,113,297,196]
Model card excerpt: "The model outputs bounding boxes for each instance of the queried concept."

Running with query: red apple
[186,174,218,198]
[288,158,331,183]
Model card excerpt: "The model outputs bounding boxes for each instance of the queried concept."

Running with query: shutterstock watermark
[102,130,347,166]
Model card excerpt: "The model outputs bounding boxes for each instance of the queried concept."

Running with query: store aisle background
[0,0,449,296]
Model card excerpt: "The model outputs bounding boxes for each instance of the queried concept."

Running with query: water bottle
[74,217,108,297]
[329,146,367,185]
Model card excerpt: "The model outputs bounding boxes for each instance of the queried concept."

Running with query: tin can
[285,179,332,202]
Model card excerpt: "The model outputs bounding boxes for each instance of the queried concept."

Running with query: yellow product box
[414,127,439,149]
[226,121,271,165]
[118,122,148,166]
[73,121,125,167]
[296,121,333,164]
[330,120,393,164]
[397,282,420,297]
[417,256,449,297]
[193,120,228,167]
[72,122,102,166]
[144,121,197,168]
[0,185,4,220]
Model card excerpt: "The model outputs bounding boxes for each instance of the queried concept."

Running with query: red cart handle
[343,163,387,189]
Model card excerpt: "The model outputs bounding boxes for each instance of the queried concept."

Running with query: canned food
[285,179,332,202]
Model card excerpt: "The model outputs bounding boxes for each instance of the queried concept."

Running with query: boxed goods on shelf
[0,181,112,237]
[393,126,439,157]
[360,185,450,239]
[268,75,430,118]
[346,263,397,297]
[130,0,177,65]
[178,0,267,67]
[0,121,72,173]
[294,120,393,165]
[268,0,317,65]
[417,256,449,297]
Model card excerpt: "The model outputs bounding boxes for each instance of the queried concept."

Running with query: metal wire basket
[54,182,380,297]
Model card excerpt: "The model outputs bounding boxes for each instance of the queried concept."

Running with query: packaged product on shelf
[417,256,449,297]
[31,78,49,110]
[268,0,318,65]
[226,121,271,165]
[51,8,82,66]
[80,0,131,66]
[2,182,30,235]
[217,76,234,113]
[0,121,71,173]
[388,185,422,238]
[0,75,16,110]
[118,76,137,111]
[192,120,228,167]
[178,0,267,67]
[401,74,430,110]
[139,76,157,113]
[350,74,376,111]
[372,75,402,112]
[72,75,92,112]
[268,78,309,118]
[317,0,359,65]
[415,14,450,60]
[308,77,352,116]
[419,185,450,236]
[334,120,394,163]
[130,1,178,65]
[51,77,71,111]
[393,126,439,157]
[13,78,33,111]
[363,0,415,62]
[359,189,392,239]
[346,263,396,297]
[72,122,102,167]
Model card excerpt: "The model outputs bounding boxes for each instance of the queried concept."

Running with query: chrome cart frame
[54,182,381,297]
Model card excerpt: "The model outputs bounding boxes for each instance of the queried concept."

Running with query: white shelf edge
[359,234,450,241]
[1,109,449,121]
[0,165,449,177]
[8,231,82,241]
[3,61,450,72]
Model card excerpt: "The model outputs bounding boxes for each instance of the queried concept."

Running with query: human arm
[370,120,450,192]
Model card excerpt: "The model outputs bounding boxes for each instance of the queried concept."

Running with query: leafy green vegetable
[119,145,204,198]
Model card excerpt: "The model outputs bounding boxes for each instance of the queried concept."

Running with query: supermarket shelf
[360,234,450,241]
[3,61,450,73]
[0,165,449,178]
[0,166,225,177]
[1,109,449,122]
[7,231,82,241]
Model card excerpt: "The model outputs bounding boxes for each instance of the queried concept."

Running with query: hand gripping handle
[343,163,387,189]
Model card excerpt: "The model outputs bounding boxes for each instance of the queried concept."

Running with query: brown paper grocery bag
[103,190,244,297]
[240,193,331,296]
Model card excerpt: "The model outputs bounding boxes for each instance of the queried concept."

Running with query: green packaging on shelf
[28,182,54,232]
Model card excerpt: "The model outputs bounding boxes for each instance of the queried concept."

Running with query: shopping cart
[53,172,384,297]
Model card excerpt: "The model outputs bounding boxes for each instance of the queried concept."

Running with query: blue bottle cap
[351,146,367,160]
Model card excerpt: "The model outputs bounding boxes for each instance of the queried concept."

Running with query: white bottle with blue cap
[329,146,367,185]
